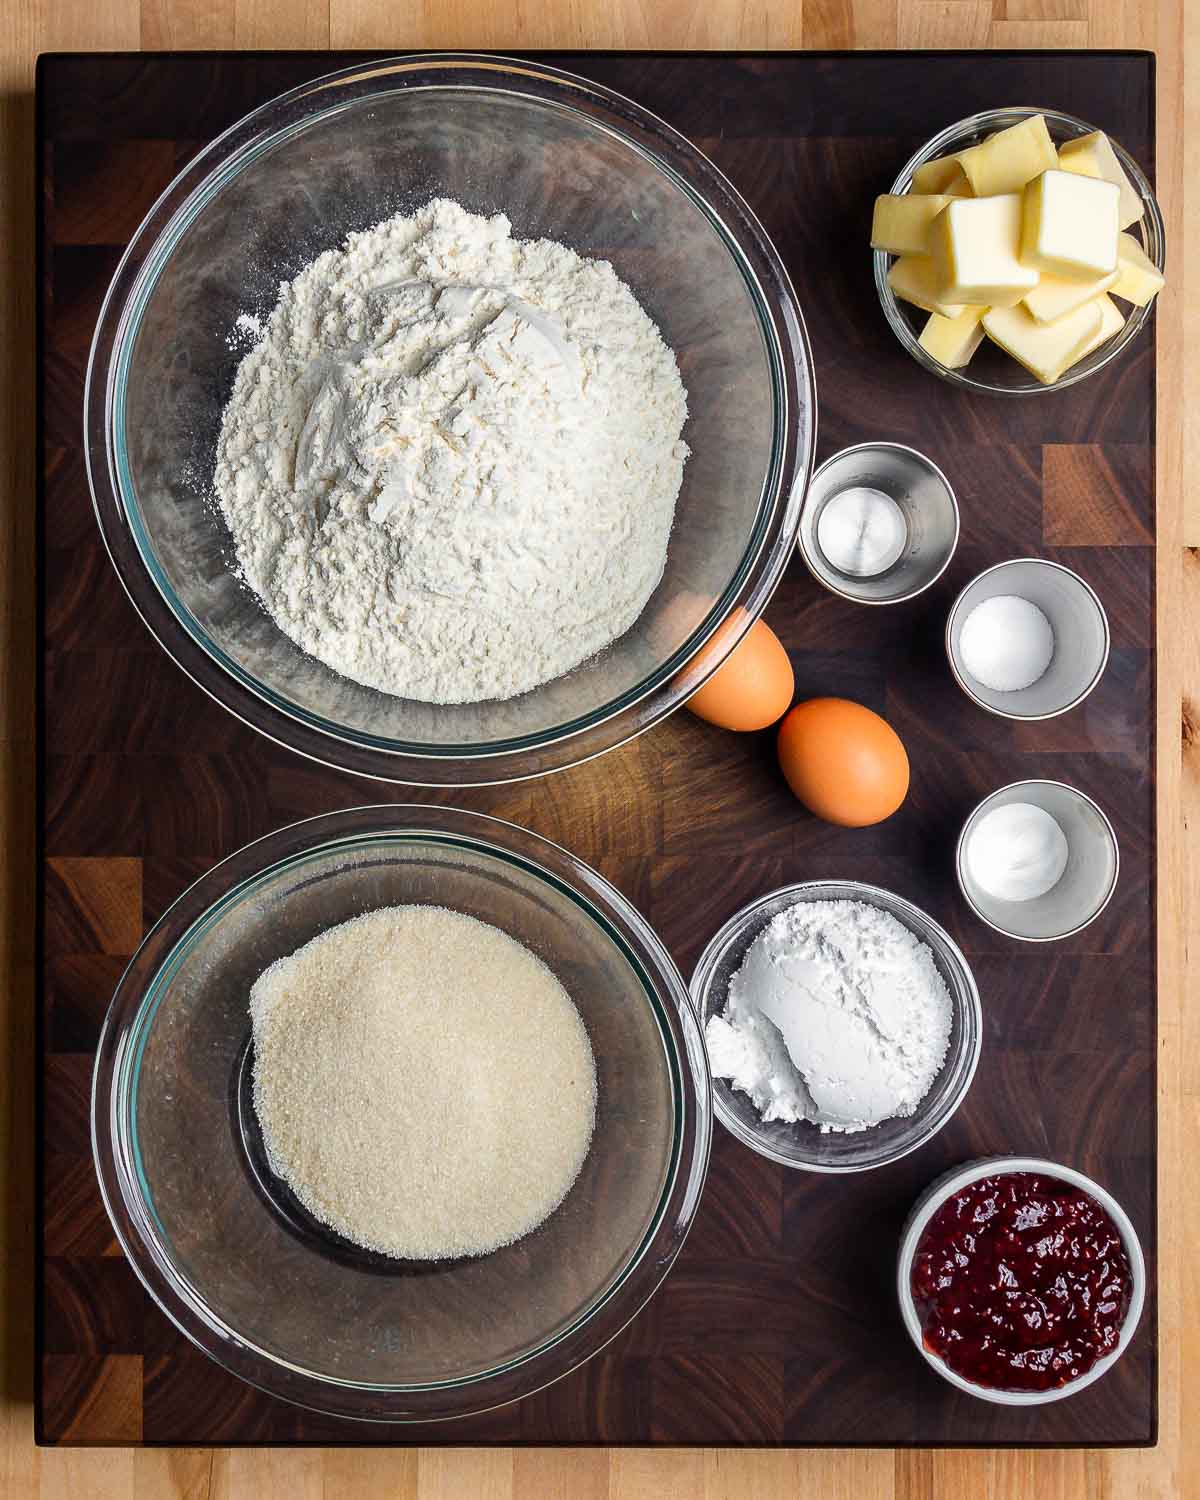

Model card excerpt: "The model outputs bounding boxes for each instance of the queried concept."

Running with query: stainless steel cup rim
[797,441,960,605]
[954,778,1121,942]
[944,557,1111,721]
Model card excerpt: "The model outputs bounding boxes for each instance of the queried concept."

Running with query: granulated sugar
[250,905,597,1260]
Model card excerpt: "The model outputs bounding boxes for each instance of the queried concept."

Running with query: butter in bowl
[872,108,1165,393]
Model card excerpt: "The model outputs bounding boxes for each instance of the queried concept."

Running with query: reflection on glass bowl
[92,805,711,1422]
[86,53,815,784]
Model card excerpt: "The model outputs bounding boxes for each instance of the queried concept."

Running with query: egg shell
[777,697,910,826]
[684,618,794,732]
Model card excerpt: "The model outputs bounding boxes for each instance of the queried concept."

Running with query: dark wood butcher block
[37,50,1156,1446]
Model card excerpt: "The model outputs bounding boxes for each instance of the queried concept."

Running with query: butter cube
[871,194,952,255]
[1111,230,1165,307]
[1021,169,1120,279]
[887,255,966,318]
[982,301,1103,384]
[1058,131,1143,228]
[912,154,967,194]
[1022,265,1119,324]
[1073,293,1127,362]
[919,306,987,369]
[953,114,1058,196]
[928,195,1039,306]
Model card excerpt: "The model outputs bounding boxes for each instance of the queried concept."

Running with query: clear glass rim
[688,879,983,1174]
[873,106,1164,397]
[91,804,713,1422]
[85,53,816,786]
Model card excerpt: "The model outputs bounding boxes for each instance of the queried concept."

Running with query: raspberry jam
[910,1171,1132,1392]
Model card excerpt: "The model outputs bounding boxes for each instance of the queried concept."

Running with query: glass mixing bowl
[91,806,711,1422]
[690,881,982,1173]
[85,53,814,785]
[874,107,1165,396]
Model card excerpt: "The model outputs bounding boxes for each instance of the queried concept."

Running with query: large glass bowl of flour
[92,805,712,1422]
[86,54,815,784]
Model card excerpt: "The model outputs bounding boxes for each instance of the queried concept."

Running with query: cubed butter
[918,306,987,369]
[1057,131,1143,229]
[1022,265,1119,324]
[928,195,1039,306]
[1021,169,1120,279]
[982,301,1103,384]
[1111,230,1165,307]
[911,154,966,194]
[887,255,967,318]
[871,194,952,255]
[953,114,1058,196]
[1074,293,1127,362]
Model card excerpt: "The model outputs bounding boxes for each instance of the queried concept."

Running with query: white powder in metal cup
[965,801,1070,902]
[958,594,1055,692]
[816,486,908,577]
[250,905,597,1260]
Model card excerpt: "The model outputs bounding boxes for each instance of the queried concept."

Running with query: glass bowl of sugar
[92,805,711,1422]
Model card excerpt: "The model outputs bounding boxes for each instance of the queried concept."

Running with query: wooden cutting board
[37,49,1156,1446]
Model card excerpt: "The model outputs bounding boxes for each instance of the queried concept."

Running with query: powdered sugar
[214,199,689,704]
[705,900,953,1133]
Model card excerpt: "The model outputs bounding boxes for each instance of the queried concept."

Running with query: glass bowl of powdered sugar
[92,805,711,1421]
[691,880,982,1173]
[85,53,814,785]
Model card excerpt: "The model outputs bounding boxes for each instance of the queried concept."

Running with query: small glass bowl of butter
[874,107,1165,395]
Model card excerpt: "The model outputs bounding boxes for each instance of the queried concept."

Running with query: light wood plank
[513,1451,609,1500]
[804,0,899,47]
[141,0,234,46]
[132,1451,214,1500]
[611,1450,706,1500]
[330,0,804,49]
[416,1449,513,1500]
[899,1452,1091,1500]
[236,0,330,47]
[989,18,1090,43]
[897,1,992,48]
[710,1450,893,1499]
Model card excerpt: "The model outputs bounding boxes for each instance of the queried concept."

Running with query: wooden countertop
[1,2,1196,1496]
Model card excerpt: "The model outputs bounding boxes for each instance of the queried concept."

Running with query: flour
[705,900,953,1133]
[214,199,689,704]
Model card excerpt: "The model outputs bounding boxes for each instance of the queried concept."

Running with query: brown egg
[684,616,794,732]
[777,698,909,826]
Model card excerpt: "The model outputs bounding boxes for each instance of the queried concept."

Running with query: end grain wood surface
[3,2,1198,1498]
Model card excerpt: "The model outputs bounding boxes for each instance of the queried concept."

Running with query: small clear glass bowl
[85,53,815,786]
[874,107,1165,396]
[689,881,982,1174]
[91,805,711,1422]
